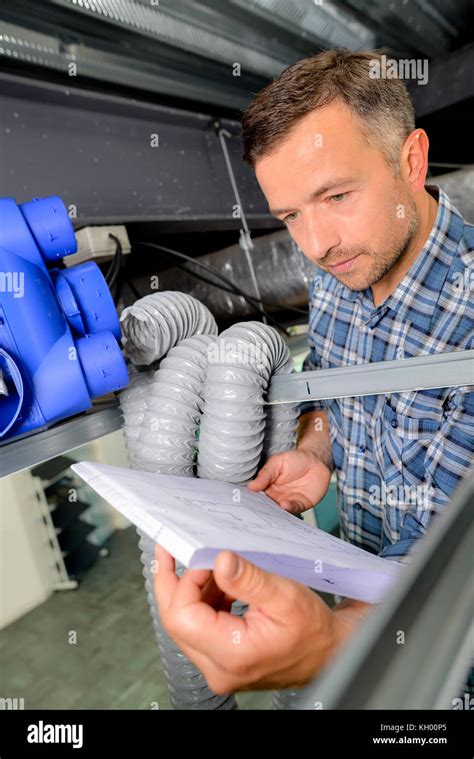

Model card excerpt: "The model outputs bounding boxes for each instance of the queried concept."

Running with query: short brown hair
[241,49,415,171]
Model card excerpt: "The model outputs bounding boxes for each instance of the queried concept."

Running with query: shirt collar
[335,186,464,321]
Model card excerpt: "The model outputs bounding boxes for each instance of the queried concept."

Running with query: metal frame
[0,404,122,478]
[3,351,473,477]
[267,350,474,404]
[32,473,79,591]
[294,471,474,710]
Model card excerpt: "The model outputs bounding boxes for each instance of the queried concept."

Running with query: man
[154,50,473,696]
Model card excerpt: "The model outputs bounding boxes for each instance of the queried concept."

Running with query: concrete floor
[1,526,273,710]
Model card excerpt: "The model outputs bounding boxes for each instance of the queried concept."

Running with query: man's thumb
[214,550,280,606]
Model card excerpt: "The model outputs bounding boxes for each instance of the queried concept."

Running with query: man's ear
[401,128,429,192]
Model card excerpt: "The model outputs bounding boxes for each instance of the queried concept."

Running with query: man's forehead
[256,106,367,175]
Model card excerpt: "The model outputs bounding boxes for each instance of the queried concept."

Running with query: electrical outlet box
[64,225,131,267]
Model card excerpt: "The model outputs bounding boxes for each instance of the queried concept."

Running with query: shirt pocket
[384,388,445,441]
[372,390,445,538]
[378,389,444,478]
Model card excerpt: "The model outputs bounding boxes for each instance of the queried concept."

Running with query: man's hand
[247,449,332,515]
[154,545,370,695]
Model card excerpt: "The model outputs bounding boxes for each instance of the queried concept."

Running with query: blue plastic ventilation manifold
[0,195,129,442]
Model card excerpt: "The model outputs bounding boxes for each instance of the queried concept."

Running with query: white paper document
[72,461,403,603]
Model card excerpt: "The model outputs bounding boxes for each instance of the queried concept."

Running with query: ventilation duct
[141,231,317,320]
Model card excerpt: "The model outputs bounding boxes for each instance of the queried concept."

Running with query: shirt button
[353,502,362,510]
[357,445,365,453]
[391,419,398,428]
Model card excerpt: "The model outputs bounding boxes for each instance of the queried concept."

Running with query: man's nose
[304,211,340,262]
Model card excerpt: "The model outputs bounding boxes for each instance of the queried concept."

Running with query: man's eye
[283,212,299,223]
[329,193,348,203]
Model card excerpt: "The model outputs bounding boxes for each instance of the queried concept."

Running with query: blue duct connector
[0,195,129,442]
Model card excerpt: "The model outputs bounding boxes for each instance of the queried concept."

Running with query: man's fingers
[201,575,237,609]
[156,543,175,570]
[174,637,239,696]
[247,456,281,491]
[170,566,216,609]
[154,544,178,613]
[213,550,295,616]
[169,585,248,653]
[280,499,303,514]
[247,465,274,491]
[153,545,234,626]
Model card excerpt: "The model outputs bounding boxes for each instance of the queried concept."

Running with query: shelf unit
[31,455,113,588]
[0,403,122,478]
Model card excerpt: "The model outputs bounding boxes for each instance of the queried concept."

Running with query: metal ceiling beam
[409,43,474,117]
[0,72,271,227]
[343,0,454,58]
[0,18,262,112]
[2,0,472,113]
[204,0,374,53]
[48,0,289,79]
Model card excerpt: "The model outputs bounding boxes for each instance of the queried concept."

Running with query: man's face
[255,100,419,291]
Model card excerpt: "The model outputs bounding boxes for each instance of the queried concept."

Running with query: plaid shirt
[300,187,474,563]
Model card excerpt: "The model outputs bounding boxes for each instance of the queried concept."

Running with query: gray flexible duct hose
[135,332,244,708]
[195,321,301,709]
[119,299,236,709]
[198,321,300,484]
[135,334,216,475]
[135,336,239,707]
[120,291,217,366]
[138,531,238,709]
[119,366,155,469]
[120,300,302,709]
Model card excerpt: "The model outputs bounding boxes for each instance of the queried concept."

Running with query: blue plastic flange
[76,331,129,397]
[59,262,121,340]
[51,270,87,337]
[19,196,77,262]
